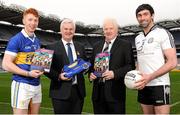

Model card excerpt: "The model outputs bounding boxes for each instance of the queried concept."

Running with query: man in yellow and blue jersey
[2,8,44,114]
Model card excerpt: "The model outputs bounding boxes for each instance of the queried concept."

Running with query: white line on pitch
[0,101,91,113]
[0,101,53,110]
[170,101,180,107]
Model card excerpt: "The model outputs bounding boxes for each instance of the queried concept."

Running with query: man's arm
[112,41,135,80]
[150,48,177,80]
[136,48,177,89]
[2,54,43,78]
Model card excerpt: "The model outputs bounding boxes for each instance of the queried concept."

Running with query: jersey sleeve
[161,29,175,50]
[5,37,20,55]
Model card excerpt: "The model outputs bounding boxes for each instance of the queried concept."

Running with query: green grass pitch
[0,72,180,114]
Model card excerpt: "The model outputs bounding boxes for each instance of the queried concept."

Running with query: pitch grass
[0,72,180,114]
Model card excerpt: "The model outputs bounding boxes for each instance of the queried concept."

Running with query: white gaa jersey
[135,25,175,86]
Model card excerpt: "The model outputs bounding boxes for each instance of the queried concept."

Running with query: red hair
[23,8,39,18]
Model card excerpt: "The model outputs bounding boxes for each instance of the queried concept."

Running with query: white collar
[21,29,36,38]
[106,36,116,45]
[62,38,73,46]
[21,29,36,42]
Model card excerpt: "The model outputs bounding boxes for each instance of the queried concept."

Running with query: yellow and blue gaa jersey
[5,29,41,86]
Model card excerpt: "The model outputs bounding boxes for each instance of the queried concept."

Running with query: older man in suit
[45,18,86,114]
[90,18,135,114]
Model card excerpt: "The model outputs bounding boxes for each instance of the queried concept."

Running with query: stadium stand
[0,24,14,41]
[0,2,180,66]
[35,31,59,46]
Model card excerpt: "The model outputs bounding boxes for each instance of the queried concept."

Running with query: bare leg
[28,99,41,114]
[13,108,28,114]
[141,104,155,114]
[154,105,170,114]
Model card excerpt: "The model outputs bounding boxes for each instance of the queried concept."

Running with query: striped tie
[99,41,111,83]
[103,41,110,52]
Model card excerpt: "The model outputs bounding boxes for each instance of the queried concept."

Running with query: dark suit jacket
[91,37,135,102]
[45,40,86,100]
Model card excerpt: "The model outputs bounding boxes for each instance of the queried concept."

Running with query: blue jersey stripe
[12,81,20,108]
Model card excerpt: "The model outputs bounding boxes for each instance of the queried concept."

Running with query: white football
[124,70,142,89]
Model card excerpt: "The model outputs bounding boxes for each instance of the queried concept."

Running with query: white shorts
[11,80,42,109]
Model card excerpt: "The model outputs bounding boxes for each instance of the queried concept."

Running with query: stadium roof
[0,2,180,35]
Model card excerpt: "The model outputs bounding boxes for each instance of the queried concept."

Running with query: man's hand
[89,72,97,81]
[29,70,44,78]
[59,73,71,81]
[135,73,153,90]
[102,70,114,80]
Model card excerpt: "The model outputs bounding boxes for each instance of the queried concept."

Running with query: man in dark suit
[45,18,86,114]
[89,18,135,114]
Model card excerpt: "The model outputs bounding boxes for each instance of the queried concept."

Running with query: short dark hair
[136,4,154,17]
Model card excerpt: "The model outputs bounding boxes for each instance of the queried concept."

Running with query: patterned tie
[67,43,77,84]
[103,41,111,52]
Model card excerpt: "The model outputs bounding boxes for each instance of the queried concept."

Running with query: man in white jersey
[2,8,43,114]
[134,4,177,114]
